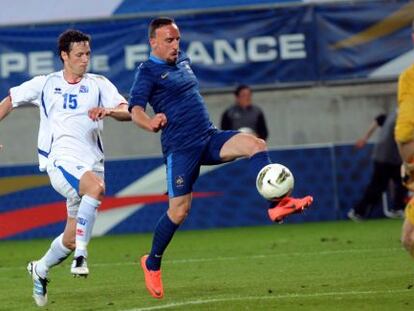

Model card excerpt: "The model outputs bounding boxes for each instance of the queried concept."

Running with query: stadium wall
[0,81,396,164]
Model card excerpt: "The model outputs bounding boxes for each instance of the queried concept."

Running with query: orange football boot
[268,196,313,223]
[140,255,164,299]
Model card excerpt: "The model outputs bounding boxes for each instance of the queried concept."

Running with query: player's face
[151,24,180,63]
[237,88,252,108]
[61,41,91,77]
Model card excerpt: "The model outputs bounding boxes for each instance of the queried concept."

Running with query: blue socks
[145,151,271,271]
[146,213,179,271]
[249,151,271,179]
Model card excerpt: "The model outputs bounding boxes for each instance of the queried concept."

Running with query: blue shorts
[166,130,238,197]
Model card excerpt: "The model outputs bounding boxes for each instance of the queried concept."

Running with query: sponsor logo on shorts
[175,175,185,188]
[76,229,84,236]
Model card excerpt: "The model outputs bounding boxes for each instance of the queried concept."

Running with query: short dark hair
[234,84,251,96]
[148,17,175,39]
[57,29,90,62]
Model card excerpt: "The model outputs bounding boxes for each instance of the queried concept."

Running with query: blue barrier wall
[0,144,381,240]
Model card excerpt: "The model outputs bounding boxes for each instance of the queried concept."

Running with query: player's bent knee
[86,182,105,200]
[168,201,191,224]
[169,208,189,224]
[249,137,267,155]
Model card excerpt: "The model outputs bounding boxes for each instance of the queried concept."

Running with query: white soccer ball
[256,163,294,201]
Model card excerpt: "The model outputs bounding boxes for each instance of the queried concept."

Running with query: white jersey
[10,70,126,171]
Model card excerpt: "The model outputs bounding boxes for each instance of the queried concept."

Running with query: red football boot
[140,255,164,299]
[268,195,313,223]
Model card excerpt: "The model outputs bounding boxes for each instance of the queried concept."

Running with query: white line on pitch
[0,247,402,271]
[121,289,411,311]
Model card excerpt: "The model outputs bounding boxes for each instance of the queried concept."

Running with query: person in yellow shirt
[395,21,414,260]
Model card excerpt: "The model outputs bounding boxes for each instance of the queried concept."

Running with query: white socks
[74,195,100,258]
[34,195,100,278]
[36,233,72,278]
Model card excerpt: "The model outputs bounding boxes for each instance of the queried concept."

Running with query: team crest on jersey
[175,175,185,188]
[79,85,89,93]
[54,88,62,94]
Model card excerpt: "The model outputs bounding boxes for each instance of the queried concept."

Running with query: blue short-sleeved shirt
[129,53,215,156]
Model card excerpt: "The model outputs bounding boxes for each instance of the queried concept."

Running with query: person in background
[221,85,268,140]
[348,109,406,221]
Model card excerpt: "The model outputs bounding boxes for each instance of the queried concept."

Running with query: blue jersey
[128,53,215,155]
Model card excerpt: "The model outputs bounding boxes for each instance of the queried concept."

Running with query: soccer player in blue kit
[129,17,313,299]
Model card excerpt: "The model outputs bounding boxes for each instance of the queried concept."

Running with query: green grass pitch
[1,219,413,310]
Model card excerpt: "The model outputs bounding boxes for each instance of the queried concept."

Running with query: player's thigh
[47,162,81,203]
[47,160,102,216]
[219,132,267,161]
[79,170,105,198]
[47,160,93,193]
[166,149,202,198]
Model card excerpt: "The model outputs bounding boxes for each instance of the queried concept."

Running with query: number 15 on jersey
[63,93,78,109]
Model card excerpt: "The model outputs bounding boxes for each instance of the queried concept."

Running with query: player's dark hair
[57,29,91,62]
[234,84,251,96]
[148,17,175,39]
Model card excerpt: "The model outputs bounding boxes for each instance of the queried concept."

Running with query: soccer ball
[256,163,294,201]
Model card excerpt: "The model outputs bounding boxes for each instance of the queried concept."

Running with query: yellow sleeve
[398,65,414,104]
[395,66,414,143]
[395,96,414,143]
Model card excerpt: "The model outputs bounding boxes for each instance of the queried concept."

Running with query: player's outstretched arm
[0,96,13,152]
[88,103,131,121]
[131,106,167,133]
[354,119,379,149]
[0,96,13,122]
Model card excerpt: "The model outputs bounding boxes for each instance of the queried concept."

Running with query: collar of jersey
[149,54,168,64]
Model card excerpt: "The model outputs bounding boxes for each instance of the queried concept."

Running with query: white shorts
[47,159,104,218]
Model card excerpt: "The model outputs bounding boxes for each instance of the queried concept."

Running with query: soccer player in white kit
[0,29,130,307]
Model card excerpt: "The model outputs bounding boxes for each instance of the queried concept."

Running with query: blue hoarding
[0,0,411,96]
[1,144,380,240]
